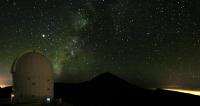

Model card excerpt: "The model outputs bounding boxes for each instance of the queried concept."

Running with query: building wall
[12,52,54,103]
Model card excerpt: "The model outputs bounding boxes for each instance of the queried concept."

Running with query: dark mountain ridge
[54,72,200,105]
[0,72,199,105]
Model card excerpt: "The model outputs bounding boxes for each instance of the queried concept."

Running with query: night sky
[1,0,200,89]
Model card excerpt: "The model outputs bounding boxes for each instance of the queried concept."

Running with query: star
[42,34,46,38]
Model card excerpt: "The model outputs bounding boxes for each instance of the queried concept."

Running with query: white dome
[11,51,54,103]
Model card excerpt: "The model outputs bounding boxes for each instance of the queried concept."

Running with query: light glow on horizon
[165,89,200,96]
[0,84,8,88]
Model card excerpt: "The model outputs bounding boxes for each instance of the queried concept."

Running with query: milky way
[1,0,200,89]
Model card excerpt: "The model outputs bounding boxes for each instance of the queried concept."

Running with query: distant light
[11,93,15,98]
[46,97,51,103]
[11,93,15,102]
[0,85,7,88]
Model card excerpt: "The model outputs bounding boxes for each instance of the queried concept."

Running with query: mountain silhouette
[79,72,132,88]
[54,72,200,105]
[54,72,149,105]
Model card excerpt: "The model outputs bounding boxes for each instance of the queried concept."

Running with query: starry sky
[1,0,200,89]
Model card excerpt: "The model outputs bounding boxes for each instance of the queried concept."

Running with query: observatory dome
[11,50,54,103]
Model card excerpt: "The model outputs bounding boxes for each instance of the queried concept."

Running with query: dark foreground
[1,72,200,106]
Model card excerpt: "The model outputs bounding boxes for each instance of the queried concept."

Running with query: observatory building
[11,50,54,104]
